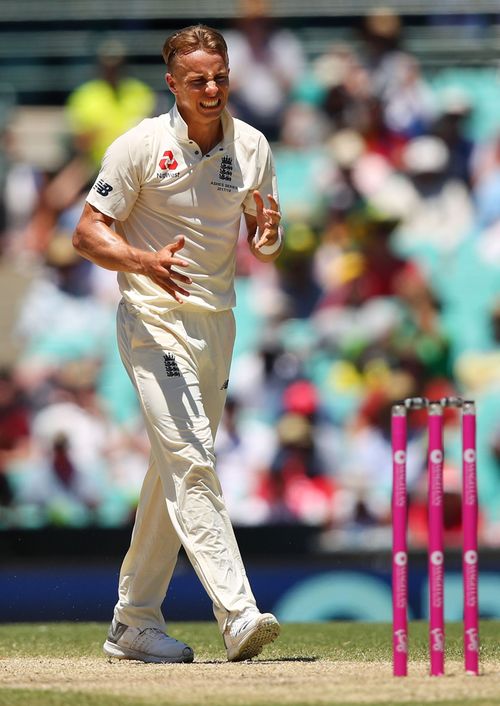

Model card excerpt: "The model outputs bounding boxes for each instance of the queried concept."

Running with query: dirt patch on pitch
[1,657,499,704]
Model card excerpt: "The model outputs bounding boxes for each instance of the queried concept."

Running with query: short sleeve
[242,135,279,216]
[86,128,144,221]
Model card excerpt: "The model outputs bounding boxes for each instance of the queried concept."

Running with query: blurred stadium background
[1,0,500,624]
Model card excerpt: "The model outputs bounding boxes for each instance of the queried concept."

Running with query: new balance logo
[94,179,113,196]
[163,353,181,378]
[218,155,233,182]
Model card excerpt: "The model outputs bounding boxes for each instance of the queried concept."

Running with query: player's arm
[73,202,191,302]
[245,190,284,263]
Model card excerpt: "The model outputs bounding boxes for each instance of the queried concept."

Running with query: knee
[183,464,222,496]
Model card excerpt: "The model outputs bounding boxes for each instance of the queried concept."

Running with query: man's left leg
[199,310,280,661]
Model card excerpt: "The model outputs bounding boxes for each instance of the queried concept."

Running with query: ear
[166,72,176,95]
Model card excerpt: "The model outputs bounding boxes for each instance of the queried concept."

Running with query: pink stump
[392,404,408,677]
[428,402,445,676]
[462,401,479,675]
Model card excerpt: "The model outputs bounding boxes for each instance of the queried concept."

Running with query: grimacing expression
[166,50,229,126]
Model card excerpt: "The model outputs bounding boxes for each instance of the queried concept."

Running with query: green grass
[1,621,499,706]
[1,620,499,661]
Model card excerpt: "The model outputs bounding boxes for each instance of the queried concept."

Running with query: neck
[176,105,223,155]
[190,122,223,155]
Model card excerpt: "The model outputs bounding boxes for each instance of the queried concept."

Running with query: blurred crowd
[1,6,500,548]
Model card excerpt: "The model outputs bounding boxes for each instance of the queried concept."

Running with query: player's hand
[141,235,191,302]
[252,191,282,251]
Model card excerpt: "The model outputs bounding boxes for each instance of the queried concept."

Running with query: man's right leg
[103,456,194,662]
[103,302,193,662]
[115,456,181,631]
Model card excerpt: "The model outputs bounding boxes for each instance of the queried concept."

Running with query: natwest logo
[159,150,178,171]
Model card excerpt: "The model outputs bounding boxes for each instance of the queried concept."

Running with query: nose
[205,80,218,96]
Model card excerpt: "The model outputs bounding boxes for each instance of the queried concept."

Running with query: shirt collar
[167,103,235,148]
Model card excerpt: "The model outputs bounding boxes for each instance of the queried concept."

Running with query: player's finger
[254,232,276,249]
[267,194,279,210]
[253,190,264,211]
[162,280,190,298]
[166,256,190,268]
[169,269,192,284]
[264,208,281,224]
[168,288,185,303]
[170,235,185,252]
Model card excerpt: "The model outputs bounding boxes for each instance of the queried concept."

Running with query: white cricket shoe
[224,609,280,662]
[103,619,194,663]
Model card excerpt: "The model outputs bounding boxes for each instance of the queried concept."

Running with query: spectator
[259,411,336,525]
[66,39,156,171]
[336,379,424,530]
[23,40,157,256]
[15,232,112,396]
[225,0,305,141]
[215,396,275,525]
[313,43,370,132]
[0,120,39,257]
[17,360,120,525]
[432,88,474,187]
[383,54,435,138]
[352,95,408,169]
[390,262,453,383]
[0,368,31,511]
[393,135,474,255]
[273,101,332,226]
[359,7,408,100]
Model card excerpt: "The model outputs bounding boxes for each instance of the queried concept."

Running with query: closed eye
[189,75,228,88]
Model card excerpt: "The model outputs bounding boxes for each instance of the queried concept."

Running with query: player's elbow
[72,225,85,254]
[72,221,92,258]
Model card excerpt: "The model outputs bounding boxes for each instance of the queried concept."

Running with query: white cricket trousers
[113,300,257,633]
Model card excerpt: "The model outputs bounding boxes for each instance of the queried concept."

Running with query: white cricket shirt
[86,104,278,315]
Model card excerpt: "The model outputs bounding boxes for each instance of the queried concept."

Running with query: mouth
[200,98,221,110]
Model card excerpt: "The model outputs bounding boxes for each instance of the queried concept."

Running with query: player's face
[166,50,229,127]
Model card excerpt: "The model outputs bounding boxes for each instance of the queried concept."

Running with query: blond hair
[162,25,228,72]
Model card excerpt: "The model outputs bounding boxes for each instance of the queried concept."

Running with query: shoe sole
[103,640,194,664]
[227,616,280,662]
